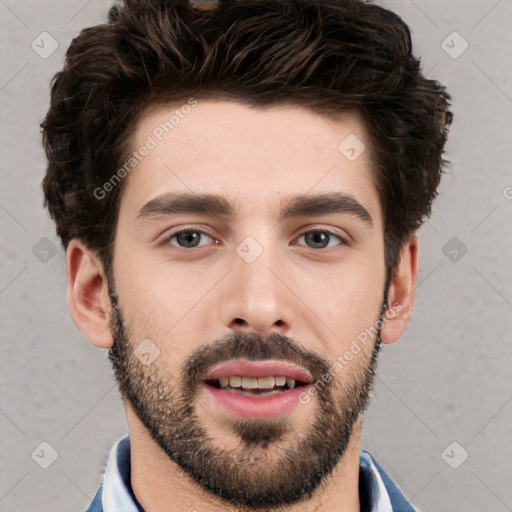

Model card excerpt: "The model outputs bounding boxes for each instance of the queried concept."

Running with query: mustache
[181,331,331,394]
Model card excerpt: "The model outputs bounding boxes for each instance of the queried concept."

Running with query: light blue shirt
[86,434,419,512]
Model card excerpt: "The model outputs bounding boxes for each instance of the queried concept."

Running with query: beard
[107,283,384,511]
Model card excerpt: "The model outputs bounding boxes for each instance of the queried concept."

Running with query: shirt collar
[91,434,418,512]
[100,434,143,512]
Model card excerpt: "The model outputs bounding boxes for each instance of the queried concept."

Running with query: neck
[128,405,363,512]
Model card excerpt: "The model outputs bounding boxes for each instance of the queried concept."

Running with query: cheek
[112,247,170,340]
[112,245,211,367]
[326,295,383,363]
[317,257,384,326]
[314,266,384,362]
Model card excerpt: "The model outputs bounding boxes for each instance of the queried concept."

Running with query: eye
[162,228,348,250]
[295,229,347,250]
[163,228,216,249]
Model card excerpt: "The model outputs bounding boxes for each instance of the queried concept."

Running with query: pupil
[178,232,199,247]
[306,231,328,248]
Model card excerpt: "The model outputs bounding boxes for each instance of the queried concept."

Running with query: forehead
[120,99,382,227]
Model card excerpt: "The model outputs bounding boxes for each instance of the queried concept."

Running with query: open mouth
[204,375,309,397]
[200,359,313,417]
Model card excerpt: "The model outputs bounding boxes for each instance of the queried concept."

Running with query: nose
[218,240,296,337]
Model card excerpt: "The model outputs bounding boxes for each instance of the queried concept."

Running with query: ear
[66,239,114,348]
[380,235,419,344]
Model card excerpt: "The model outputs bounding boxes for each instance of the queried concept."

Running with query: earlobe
[66,239,114,348]
[380,236,419,344]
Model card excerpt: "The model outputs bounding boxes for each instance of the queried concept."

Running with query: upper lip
[203,359,314,383]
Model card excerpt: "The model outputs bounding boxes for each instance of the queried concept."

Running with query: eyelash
[162,227,349,250]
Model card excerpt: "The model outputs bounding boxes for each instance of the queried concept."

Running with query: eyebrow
[136,191,373,227]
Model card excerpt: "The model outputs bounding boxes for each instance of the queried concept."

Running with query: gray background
[1,0,511,511]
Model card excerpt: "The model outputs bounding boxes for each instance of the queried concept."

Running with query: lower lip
[202,383,311,418]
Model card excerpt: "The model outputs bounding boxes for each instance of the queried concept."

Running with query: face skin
[66,100,418,512]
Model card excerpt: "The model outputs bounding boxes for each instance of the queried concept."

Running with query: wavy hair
[41,0,452,278]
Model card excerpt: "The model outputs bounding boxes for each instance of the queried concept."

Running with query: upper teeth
[218,376,296,389]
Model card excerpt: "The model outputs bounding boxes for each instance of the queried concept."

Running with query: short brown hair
[41,0,452,279]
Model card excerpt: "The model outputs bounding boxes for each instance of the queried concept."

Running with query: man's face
[109,100,387,507]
